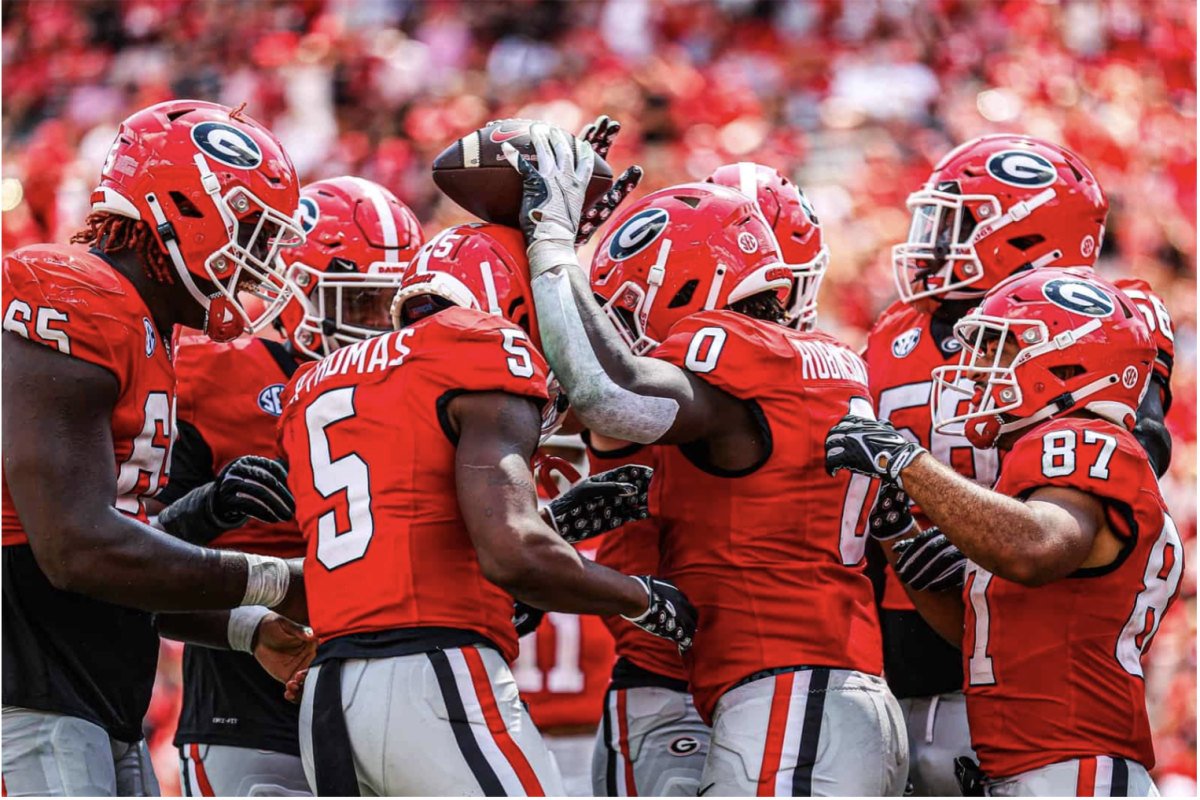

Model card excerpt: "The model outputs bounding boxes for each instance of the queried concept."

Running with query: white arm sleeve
[531,269,679,444]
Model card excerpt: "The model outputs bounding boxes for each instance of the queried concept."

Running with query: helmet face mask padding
[931,269,1155,449]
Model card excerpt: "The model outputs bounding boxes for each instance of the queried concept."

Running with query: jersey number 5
[306,387,375,570]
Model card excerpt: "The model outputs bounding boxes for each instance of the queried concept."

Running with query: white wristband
[228,606,271,653]
[620,576,653,623]
[241,554,291,608]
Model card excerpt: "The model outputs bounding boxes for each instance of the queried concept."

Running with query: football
[432,118,615,227]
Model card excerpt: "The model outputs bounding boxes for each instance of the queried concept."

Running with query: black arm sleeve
[1133,376,1172,478]
[157,419,217,505]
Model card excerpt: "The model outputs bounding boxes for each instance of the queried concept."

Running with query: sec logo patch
[143,317,156,358]
[892,327,922,358]
[257,383,285,416]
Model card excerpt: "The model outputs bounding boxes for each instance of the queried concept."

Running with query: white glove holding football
[503,124,595,279]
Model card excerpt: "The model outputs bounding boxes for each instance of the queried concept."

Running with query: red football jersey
[587,444,688,682]
[865,299,1001,610]
[173,335,304,558]
[962,418,1184,777]
[1112,278,1175,407]
[277,308,549,663]
[2,246,176,545]
[650,310,883,722]
[514,544,617,732]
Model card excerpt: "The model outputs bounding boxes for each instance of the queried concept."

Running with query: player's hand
[503,124,594,278]
[579,114,621,160]
[211,456,295,525]
[548,465,652,543]
[512,601,546,637]
[577,165,643,248]
[868,482,917,541]
[623,575,697,654]
[284,668,308,704]
[156,456,294,545]
[253,612,317,684]
[825,415,927,483]
[893,528,967,592]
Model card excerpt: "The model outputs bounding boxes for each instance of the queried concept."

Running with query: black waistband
[608,656,690,693]
[730,664,842,692]
[312,627,500,666]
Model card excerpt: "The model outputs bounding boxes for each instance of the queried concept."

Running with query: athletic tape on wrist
[621,576,654,622]
[241,553,291,608]
[228,605,271,653]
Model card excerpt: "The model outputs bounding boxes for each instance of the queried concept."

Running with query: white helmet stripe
[478,259,502,316]
[346,177,399,262]
[737,162,758,201]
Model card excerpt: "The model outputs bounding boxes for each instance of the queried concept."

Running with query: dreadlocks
[730,292,787,324]
[71,212,175,284]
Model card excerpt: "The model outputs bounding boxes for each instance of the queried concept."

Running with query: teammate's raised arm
[506,125,752,446]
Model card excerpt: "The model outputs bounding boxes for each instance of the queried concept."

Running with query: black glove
[576,114,642,248]
[623,575,698,653]
[577,165,643,248]
[825,414,927,482]
[512,601,546,637]
[893,527,967,592]
[157,456,295,545]
[868,482,916,541]
[579,114,621,160]
[548,465,652,543]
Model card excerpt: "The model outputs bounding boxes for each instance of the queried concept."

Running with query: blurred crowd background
[2,0,1195,795]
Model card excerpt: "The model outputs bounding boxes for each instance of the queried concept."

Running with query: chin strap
[145,191,211,312]
[999,373,1121,437]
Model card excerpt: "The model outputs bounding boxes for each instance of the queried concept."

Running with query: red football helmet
[931,268,1155,449]
[893,135,1108,304]
[590,183,790,355]
[90,100,306,341]
[278,177,423,359]
[393,224,566,437]
[706,162,828,329]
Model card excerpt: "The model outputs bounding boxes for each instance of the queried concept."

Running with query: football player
[506,126,907,796]
[161,176,423,797]
[866,134,1175,795]
[706,162,829,330]
[584,434,713,797]
[1,100,313,796]
[827,268,1182,796]
[278,223,698,796]
[583,159,828,798]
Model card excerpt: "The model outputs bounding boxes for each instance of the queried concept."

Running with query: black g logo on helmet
[191,121,263,169]
[985,150,1057,188]
[609,208,670,262]
[298,197,321,233]
[1041,278,1114,318]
